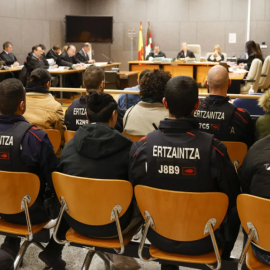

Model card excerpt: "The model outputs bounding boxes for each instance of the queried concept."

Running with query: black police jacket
[129,117,240,255]
[64,95,124,133]
[194,96,255,148]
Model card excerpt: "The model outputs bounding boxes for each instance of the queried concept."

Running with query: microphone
[102,54,113,64]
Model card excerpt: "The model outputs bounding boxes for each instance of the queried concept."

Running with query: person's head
[137,69,151,85]
[3,42,13,53]
[53,45,61,54]
[181,42,188,52]
[0,79,26,116]
[83,43,91,53]
[39,44,46,54]
[154,45,160,54]
[67,45,76,57]
[62,44,69,52]
[140,69,171,103]
[83,66,105,93]
[28,68,52,90]
[32,45,43,58]
[163,76,199,119]
[213,44,221,55]
[205,65,231,96]
[246,40,257,57]
[258,90,270,112]
[86,90,118,128]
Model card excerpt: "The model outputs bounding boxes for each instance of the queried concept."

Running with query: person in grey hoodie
[60,90,141,238]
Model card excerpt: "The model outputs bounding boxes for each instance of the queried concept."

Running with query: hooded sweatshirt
[60,122,134,237]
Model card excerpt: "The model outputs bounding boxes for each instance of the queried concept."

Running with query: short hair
[83,43,91,48]
[0,79,25,115]
[165,76,198,118]
[140,69,171,102]
[53,45,60,51]
[86,90,118,123]
[32,45,41,52]
[83,66,105,91]
[154,45,160,48]
[28,68,51,86]
[139,69,150,80]
[39,44,46,50]
[3,42,12,50]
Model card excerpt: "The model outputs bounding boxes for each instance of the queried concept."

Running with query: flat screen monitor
[65,15,113,43]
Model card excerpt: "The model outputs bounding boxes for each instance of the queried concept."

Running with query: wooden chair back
[122,132,143,142]
[237,194,270,251]
[222,141,247,168]
[64,130,75,144]
[52,172,133,226]
[135,185,228,242]
[0,171,40,214]
[45,129,61,153]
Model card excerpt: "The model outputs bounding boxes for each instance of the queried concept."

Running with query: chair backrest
[52,172,133,226]
[187,44,201,61]
[237,194,270,251]
[206,52,227,62]
[135,185,228,242]
[105,71,121,90]
[244,59,263,93]
[64,130,75,144]
[258,55,270,89]
[221,141,247,168]
[0,171,40,214]
[44,129,61,153]
[122,132,143,142]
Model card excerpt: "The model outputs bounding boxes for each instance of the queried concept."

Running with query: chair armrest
[261,74,267,77]
[243,79,256,83]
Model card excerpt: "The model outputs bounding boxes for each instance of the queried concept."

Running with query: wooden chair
[0,171,50,270]
[222,141,248,171]
[122,132,143,142]
[64,130,75,144]
[44,129,61,154]
[237,194,270,270]
[135,185,228,269]
[52,172,141,270]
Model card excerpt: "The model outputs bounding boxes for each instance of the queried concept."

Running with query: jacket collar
[205,95,230,105]
[159,117,199,132]
[0,115,27,124]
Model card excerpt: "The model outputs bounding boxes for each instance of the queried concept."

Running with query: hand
[88,60,95,64]
[51,65,58,69]
[75,64,81,68]
[13,62,19,67]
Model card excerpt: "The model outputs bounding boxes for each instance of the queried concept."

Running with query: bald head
[206,65,231,96]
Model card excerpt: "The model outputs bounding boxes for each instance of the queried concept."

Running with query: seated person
[208,45,225,62]
[194,65,255,148]
[61,91,141,237]
[46,45,61,62]
[65,65,124,132]
[176,42,195,59]
[123,69,171,135]
[0,41,19,67]
[130,76,240,270]
[117,69,150,110]
[0,78,68,270]
[146,45,166,60]
[239,40,263,71]
[75,43,95,64]
[23,68,66,154]
[239,136,270,266]
[256,90,270,140]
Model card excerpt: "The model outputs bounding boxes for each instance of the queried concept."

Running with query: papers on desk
[229,68,247,73]
[94,62,109,67]
[47,58,56,66]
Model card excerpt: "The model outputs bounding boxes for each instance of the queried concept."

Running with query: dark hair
[53,45,60,51]
[139,69,150,80]
[28,68,51,86]
[256,43,263,61]
[0,79,25,115]
[246,40,263,60]
[140,69,171,102]
[165,76,198,118]
[86,91,118,123]
[39,44,46,50]
[32,45,41,52]
[3,42,12,50]
[83,66,105,91]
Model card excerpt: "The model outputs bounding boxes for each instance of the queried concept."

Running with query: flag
[138,22,144,61]
[145,22,153,58]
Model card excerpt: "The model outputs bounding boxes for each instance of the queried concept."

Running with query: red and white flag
[145,22,153,57]
[138,22,144,61]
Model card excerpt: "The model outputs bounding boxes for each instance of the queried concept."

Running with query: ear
[205,80,209,88]
[19,101,25,112]
[99,81,104,92]
[45,81,50,89]
[228,79,232,88]
[162,97,169,110]
[111,110,117,123]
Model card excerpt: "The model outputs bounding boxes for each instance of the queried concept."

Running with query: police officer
[64,65,125,132]
[0,79,68,270]
[194,65,254,148]
[129,76,240,270]
[239,136,270,265]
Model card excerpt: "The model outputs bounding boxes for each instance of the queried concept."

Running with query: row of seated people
[0,74,269,269]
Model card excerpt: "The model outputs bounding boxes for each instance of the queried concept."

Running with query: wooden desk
[119,71,139,88]
[0,67,22,73]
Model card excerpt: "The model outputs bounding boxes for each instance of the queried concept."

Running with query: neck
[209,89,227,97]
